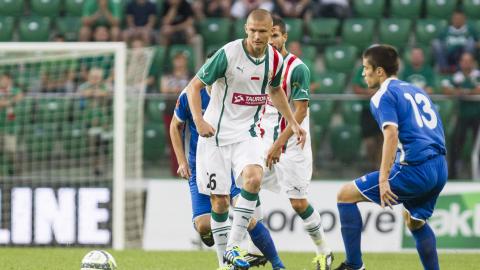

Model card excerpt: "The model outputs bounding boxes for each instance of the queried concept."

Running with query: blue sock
[248,221,285,269]
[411,223,439,270]
[337,203,363,269]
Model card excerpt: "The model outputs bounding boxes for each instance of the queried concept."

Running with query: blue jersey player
[170,83,284,270]
[170,87,227,244]
[334,45,447,270]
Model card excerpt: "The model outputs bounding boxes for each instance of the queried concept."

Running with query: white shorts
[196,137,265,195]
[262,133,313,199]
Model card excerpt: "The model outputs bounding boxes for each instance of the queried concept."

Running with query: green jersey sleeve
[290,64,310,100]
[270,63,283,88]
[196,49,228,85]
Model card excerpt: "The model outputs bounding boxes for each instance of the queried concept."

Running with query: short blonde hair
[247,9,272,24]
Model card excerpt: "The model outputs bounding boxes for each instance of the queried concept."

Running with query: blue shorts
[189,169,241,220]
[354,155,447,221]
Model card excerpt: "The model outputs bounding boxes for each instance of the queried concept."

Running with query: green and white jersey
[260,53,311,147]
[439,25,478,52]
[196,39,284,146]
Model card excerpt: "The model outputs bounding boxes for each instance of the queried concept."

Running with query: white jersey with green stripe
[261,53,311,148]
[196,39,284,146]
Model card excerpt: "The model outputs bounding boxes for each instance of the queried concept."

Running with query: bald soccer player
[187,9,306,270]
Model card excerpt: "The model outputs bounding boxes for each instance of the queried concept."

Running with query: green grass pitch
[0,248,478,269]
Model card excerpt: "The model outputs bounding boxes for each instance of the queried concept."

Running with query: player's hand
[291,123,307,149]
[177,162,191,179]
[266,143,282,170]
[195,119,215,137]
[379,180,398,209]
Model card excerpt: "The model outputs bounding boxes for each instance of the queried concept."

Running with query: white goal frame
[0,43,127,250]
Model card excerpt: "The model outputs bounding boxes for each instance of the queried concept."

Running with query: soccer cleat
[200,231,215,247]
[312,252,334,270]
[333,262,365,270]
[243,253,268,267]
[223,246,250,270]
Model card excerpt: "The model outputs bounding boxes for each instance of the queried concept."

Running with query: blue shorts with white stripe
[354,155,447,221]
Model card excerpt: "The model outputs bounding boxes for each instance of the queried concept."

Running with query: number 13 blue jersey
[370,78,446,165]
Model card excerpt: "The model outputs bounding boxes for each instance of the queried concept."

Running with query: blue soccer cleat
[223,246,250,270]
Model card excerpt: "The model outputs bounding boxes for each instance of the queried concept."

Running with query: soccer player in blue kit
[170,52,285,270]
[334,45,447,270]
[170,84,224,247]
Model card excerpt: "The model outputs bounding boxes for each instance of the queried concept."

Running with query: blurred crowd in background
[0,0,479,180]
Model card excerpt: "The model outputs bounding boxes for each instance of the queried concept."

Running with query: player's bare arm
[379,125,399,209]
[169,116,191,179]
[268,85,306,148]
[266,99,308,169]
[186,76,215,137]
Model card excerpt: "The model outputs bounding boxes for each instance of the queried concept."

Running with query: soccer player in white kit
[261,16,333,270]
[186,9,306,270]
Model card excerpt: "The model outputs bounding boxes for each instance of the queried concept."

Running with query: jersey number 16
[206,173,216,190]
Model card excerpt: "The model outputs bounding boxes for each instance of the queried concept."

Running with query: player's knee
[407,218,425,231]
[243,178,261,192]
[211,195,230,213]
[337,184,352,202]
[403,210,425,231]
[337,183,362,203]
[290,199,308,214]
[242,165,263,192]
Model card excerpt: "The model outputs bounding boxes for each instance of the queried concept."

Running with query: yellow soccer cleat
[312,252,334,270]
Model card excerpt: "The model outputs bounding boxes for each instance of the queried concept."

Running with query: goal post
[0,43,153,249]
[113,42,126,251]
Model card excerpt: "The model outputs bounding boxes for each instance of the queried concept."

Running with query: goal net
[0,43,153,249]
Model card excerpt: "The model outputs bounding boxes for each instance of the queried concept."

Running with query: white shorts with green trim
[261,133,313,199]
[196,136,265,195]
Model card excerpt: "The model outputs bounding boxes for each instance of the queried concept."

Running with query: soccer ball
[80,250,117,270]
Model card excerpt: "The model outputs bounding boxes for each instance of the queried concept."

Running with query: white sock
[302,206,332,255]
[247,201,263,255]
[211,211,231,266]
[253,200,263,222]
[227,190,258,249]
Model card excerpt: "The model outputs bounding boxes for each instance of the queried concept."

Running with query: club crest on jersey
[232,92,268,106]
